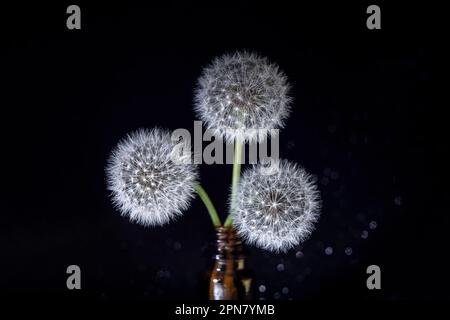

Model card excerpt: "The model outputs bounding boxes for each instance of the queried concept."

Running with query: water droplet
[394,196,402,206]
[276,263,285,272]
[330,171,339,180]
[345,247,353,255]
[173,241,182,250]
[325,247,333,255]
[369,221,377,230]
[295,251,304,259]
[361,230,369,239]
[282,287,289,294]
[259,285,266,293]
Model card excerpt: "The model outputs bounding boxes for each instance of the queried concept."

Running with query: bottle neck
[214,227,243,261]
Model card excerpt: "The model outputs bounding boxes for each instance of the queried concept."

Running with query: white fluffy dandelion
[106,128,198,226]
[233,160,320,252]
[195,51,291,142]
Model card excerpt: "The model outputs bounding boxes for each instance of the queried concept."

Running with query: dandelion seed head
[195,51,291,142]
[233,160,321,252]
[106,128,198,226]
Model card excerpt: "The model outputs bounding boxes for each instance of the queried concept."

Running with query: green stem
[224,137,243,227]
[195,184,221,227]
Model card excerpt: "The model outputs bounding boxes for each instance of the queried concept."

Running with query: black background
[1,1,446,303]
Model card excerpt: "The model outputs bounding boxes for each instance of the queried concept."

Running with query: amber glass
[209,227,253,300]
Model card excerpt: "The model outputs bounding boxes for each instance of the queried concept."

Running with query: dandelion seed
[233,160,321,252]
[106,128,198,226]
[195,51,291,142]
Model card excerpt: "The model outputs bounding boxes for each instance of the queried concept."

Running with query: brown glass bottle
[209,227,253,300]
